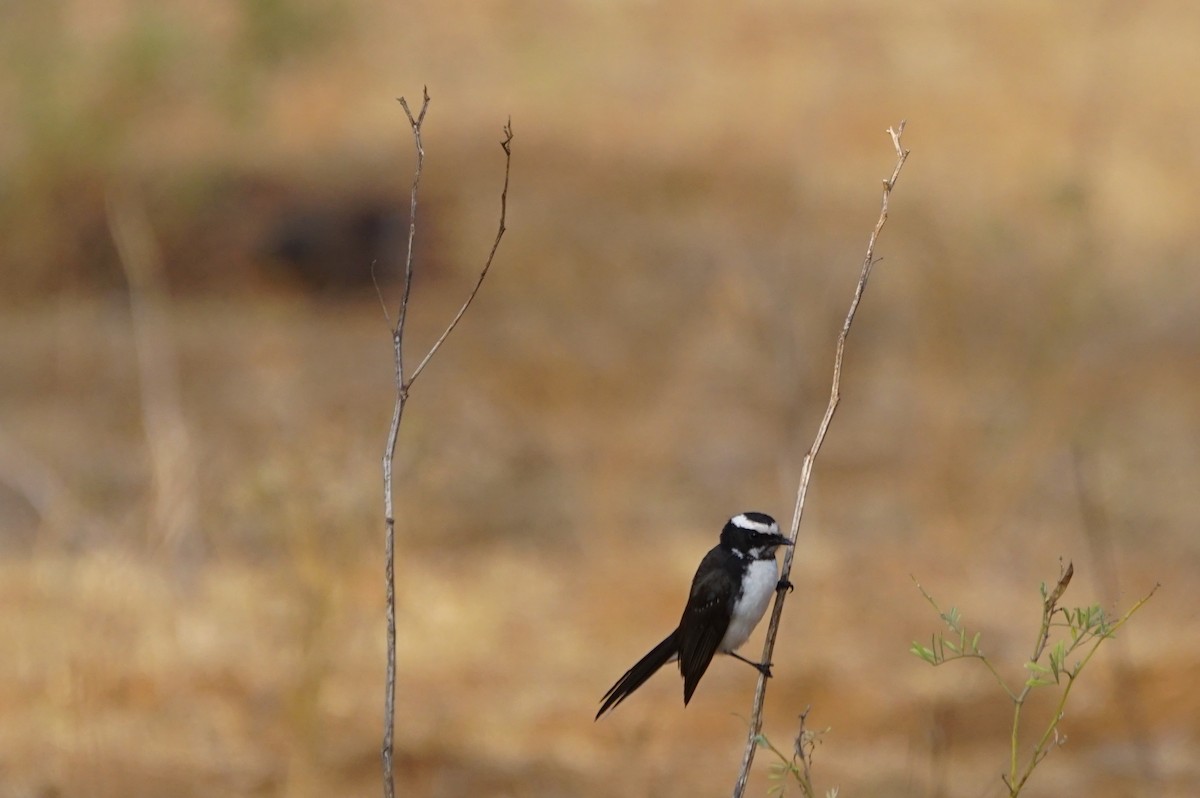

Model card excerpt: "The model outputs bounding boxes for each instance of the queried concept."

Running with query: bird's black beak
[769,533,793,547]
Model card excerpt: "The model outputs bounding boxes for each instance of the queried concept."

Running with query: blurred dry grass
[2,1,1199,796]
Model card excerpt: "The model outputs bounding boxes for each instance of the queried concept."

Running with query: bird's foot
[776,578,794,594]
[730,650,774,678]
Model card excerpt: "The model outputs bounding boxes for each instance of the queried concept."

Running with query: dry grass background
[2,1,1199,796]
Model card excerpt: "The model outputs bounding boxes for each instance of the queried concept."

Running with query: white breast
[718,557,779,653]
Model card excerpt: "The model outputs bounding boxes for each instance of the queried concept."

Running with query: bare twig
[731,121,910,798]
[394,87,430,361]
[409,119,512,387]
[106,189,200,569]
[789,706,824,798]
[380,90,513,798]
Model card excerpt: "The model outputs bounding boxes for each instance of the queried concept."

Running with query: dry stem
[106,189,200,568]
[731,121,910,798]
[380,88,513,798]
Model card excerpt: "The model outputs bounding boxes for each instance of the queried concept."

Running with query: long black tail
[595,630,680,719]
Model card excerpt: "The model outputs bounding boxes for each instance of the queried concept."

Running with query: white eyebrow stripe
[731,513,778,534]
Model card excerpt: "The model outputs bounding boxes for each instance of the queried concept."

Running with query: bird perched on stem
[596,512,792,719]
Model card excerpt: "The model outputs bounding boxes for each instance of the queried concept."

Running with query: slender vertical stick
[107,189,200,567]
[380,85,429,798]
[731,122,910,798]
[380,88,513,798]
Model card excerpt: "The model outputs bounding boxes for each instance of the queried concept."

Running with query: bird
[596,511,793,719]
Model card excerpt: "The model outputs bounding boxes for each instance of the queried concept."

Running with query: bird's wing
[677,546,736,704]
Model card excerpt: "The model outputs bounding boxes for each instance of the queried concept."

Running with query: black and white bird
[596,511,792,719]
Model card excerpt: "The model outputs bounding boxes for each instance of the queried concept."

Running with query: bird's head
[721,512,792,559]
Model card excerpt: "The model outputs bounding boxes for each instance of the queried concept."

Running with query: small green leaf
[1083,605,1108,632]
[910,642,936,663]
[1025,660,1050,673]
[1026,677,1053,687]
[971,632,982,653]
[1049,641,1066,678]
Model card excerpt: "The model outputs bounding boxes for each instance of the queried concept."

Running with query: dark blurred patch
[260,196,416,293]
[0,168,444,298]
[170,173,445,295]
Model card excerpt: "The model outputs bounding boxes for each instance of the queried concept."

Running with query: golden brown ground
[2,2,1198,796]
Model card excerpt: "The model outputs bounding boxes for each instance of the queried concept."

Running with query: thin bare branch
[380,91,512,798]
[394,85,431,383]
[380,85,430,798]
[381,378,402,798]
[408,120,513,387]
[731,121,910,798]
[106,188,200,569]
[371,260,392,329]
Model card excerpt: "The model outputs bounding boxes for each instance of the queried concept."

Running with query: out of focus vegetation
[1,1,1197,796]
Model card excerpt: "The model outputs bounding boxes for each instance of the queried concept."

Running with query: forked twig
[381,88,513,798]
[731,122,909,797]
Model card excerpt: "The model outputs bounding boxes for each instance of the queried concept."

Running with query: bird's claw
[756,661,774,679]
[777,578,794,594]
